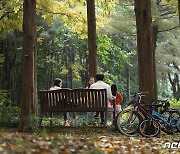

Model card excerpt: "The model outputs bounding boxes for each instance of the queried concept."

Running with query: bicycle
[157,108,180,134]
[115,92,149,136]
[139,104,180,137]
[115,92,170,136]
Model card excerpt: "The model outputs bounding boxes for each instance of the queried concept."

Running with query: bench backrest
[39,88,108,113]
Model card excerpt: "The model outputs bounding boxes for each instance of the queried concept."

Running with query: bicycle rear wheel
[115,109,144,136]
[161,110,180,134]
[139,119,161,137]
[177,117,180,133]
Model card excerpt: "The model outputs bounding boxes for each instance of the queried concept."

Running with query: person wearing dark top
[50,78,69,126]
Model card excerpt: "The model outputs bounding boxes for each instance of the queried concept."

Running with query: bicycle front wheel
[115,109,144,136]
[139,119,161,137]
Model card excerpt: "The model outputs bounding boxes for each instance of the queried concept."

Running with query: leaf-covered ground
[0,127,179,154]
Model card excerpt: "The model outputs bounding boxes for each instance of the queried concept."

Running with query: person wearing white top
[50,85,61,90]
[90,74,114,125]
[50,78,69,126]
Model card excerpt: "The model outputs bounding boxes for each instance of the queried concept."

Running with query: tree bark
[0,40,5,90]
[18,0,37,132]
[178,0,180,26]
[152,25,159,101]
[168,72,180,100]
[134,0,156,104]
[0,64,2,90]
[87,0,97,78]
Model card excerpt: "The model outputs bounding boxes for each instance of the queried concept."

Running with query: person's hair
[53,78,62,87]
[96,73,104,81]
[87,77,95,88]
[111,84,117,96]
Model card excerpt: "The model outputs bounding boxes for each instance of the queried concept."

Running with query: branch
[158,25,180,32]
[0,6,22,21]
[168,72,173,85]
[37,8,85,22]
[0,11,12,20]
[37,8,73,17]
[160,10,176,16]
[160,4,169,8]
[173,62,179,71]
[160,14,176,20]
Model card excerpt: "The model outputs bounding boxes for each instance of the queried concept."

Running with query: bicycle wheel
[115,109,144,136]
[139,119,161,137]
[177,117,180,133]
[161,110,180,134]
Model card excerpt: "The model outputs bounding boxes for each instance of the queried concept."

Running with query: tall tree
[87,0,97,78]
[134,0,157,103]
[0,40,5,90]
[178,0,180,25]
[18,0,37,131]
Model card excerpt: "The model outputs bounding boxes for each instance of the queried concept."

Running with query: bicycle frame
[126,93,149,121]
[151,110,179,128]
[131,95,168,119]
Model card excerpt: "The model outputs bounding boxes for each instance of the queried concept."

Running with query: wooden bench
[39,88,115,126]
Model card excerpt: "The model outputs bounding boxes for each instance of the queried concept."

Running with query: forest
[0,0,180,153]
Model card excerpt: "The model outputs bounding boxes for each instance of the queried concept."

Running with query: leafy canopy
[0,0,118,39]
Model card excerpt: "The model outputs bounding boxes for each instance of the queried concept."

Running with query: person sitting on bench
[50,78,69,126]
[90,73,115,125]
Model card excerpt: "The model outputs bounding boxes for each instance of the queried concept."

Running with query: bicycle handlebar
[131,92,148,97]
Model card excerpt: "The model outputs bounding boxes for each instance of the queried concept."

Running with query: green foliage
[162,0,179,11]
[0,0,118,39]
[97,33,136,96]
[37,18,88,89]
[99,2,138,96]
[0,0,23,38]
[105,2,136,35]
[41,127,48,139]
[0,127,5,134]
[98,34,134,73]
[0,54,5,65]
[0,90,19,127]
[69,115,90,126]
[168,98,180,108]
[23,115,39,132]
[37,0,119,39]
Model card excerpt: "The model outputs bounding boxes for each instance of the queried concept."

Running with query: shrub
[168,98,180,108]
[0,90,19,127]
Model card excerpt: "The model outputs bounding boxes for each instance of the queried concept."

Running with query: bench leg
[39,112,46,126]
[104,111,108,126]
[50,112,53,126]
[39,115,43,126]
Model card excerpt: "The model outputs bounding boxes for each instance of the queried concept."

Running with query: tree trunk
[178,76,180,100]
[152,25,159,101]
[0,40,5,90]
[168,72,180,100]
[4,40,16,92]
[87,0,97,78]
[134,0,156,104]
[0,64,2,90]
[18,0,37,132]
[178,0,180,26]
[68,48,74,89]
